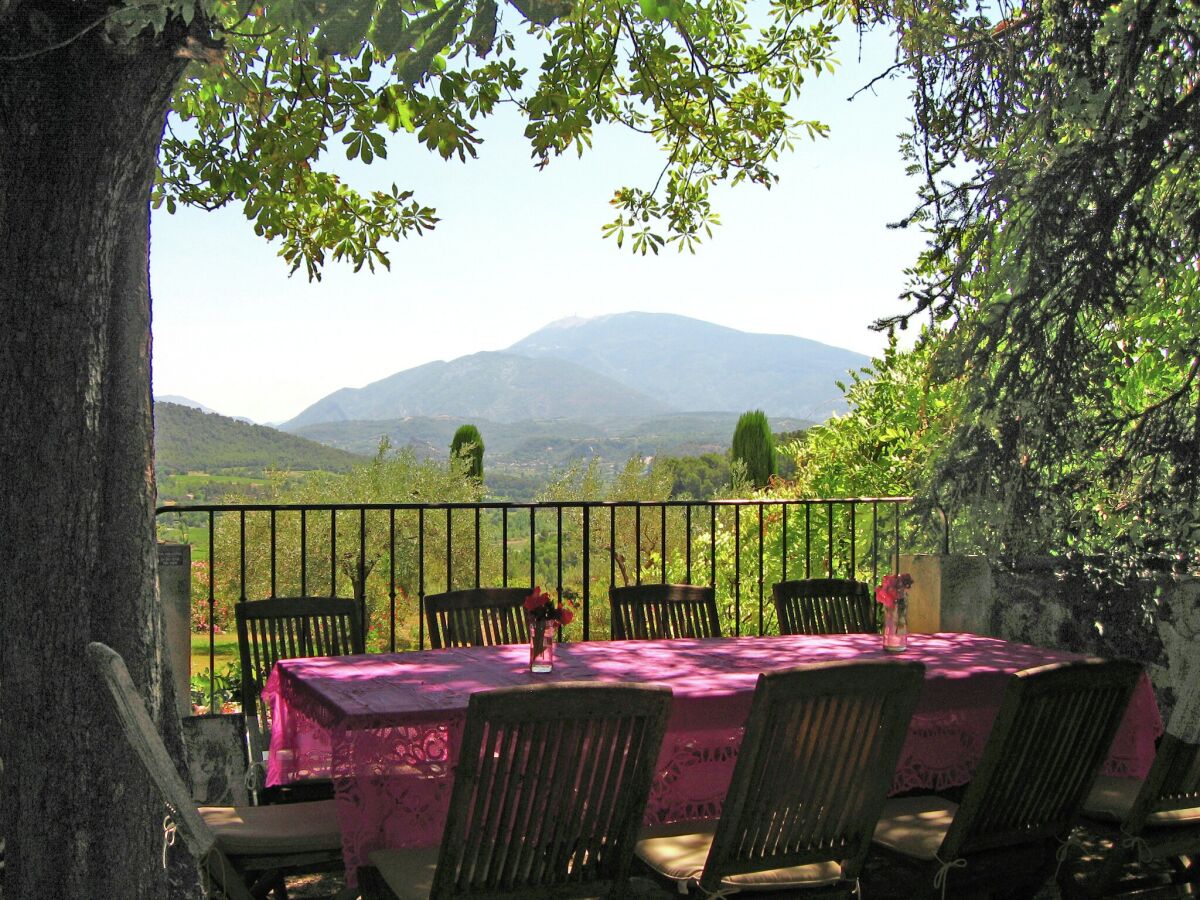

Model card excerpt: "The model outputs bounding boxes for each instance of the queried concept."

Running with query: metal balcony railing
[157,497,943,710]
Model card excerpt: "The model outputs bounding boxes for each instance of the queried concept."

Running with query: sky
[149,25,928,425]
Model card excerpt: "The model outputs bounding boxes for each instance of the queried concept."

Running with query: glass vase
[883,600,908,652]
[529,620,556,673]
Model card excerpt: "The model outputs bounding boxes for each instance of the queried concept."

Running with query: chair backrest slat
[610,584,721,640]
[235,596,363,749]
[424,587,532,650]
[772,579,875,635]
[1155,735,1200,807]
[432,683,671,898]
[943,659,1143,858]
[86,643,256,900]
[1119,731,1200,833]
[700,660,925,892]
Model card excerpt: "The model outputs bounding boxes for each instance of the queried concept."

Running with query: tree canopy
[864,0,1200,570]
[142,0,852,275]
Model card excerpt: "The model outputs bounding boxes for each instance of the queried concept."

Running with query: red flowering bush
[189,559,236,633]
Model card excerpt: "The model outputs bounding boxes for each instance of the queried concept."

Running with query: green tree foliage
[865,0,1200,568]
[534,456,674,628]
[145,0,852,274]
[450,424,485,481]
[731,410,777,488]
[786,336,954,499]
[657,452,731,500]
[780,333,962,549]
[772,429,804,480]
[214,439,484,649]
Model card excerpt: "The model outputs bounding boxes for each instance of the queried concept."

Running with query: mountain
[281,351,671,431]
[282,313,866,435]
[507,312,867,420]
[154,402,364,475]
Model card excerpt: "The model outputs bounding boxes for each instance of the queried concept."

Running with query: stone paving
[283,835,1197,899]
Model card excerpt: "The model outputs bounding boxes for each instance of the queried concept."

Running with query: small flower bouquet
[524,586,576,672]
[876,573,914,652]
[875,573,913,609]
[524,585,575,626]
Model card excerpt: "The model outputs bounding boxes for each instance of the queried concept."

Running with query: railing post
[581,505,591,642]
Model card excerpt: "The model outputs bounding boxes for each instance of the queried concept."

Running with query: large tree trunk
[0,9,189,898]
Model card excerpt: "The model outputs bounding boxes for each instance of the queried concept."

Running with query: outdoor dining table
[262,632,1163,880]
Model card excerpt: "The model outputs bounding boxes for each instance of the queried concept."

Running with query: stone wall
[913,553,1199,724]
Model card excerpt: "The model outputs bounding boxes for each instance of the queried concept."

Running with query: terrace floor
[281,831,1197,899]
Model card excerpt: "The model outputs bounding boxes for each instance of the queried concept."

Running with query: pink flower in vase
[875,573,914,609]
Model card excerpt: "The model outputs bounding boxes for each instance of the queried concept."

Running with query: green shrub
[450,424,484,481]
[731,410,776,488]
[190,660,242,714]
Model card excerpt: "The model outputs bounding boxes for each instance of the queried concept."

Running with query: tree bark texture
[0,7,189,897]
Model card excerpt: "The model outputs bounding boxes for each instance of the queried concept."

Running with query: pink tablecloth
[263,633,1162,879]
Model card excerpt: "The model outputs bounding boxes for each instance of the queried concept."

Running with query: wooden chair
[236,596,363,801]
[423,587,532,649]
[871,659,1143,899]
[1060,730,1200,897]
[772,578,875,635]
[635,660,925,897]
[358,682,672,900]
[610,583,721,640]
[87,642,343,900]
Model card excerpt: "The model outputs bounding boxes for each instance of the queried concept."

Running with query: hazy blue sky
[150,25,926,425]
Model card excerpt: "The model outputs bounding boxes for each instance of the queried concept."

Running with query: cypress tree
[731,410,776,488]
[450,424,485,481]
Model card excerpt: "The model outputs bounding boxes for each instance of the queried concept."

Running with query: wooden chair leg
[249,871,287,899]
[1174,853,1200,886]
[356,865,397,900]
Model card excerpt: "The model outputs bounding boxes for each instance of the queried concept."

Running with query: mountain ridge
[507,312,865,420]
[282,350,671,431]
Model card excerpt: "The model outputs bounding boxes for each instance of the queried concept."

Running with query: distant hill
[156,393,256,424]
[291,412,811,469]
[157,394,217,413]
[281,351,671,431]
[154,402,364,475]
[507,312,867,420]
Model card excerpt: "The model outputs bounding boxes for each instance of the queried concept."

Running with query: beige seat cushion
[1083,776,1200,826]
[635,821,843,892]
[369,845,649,899]
[201,799,341,856]
[368,847,441,900]
[872,795,958,861]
